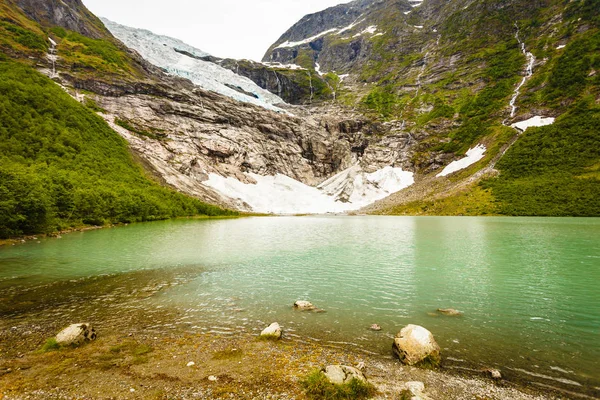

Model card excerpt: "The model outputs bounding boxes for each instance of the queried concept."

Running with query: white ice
[511,116,555,132]
[102,18,286,112]
[203,165,414,214]
[436,145,487,177]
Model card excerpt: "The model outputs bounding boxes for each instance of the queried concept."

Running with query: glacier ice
[204,165,414,215]
[102,18,286,112]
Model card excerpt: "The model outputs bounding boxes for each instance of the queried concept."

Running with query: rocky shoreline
[0,325,563,400]
[0,261,587,399]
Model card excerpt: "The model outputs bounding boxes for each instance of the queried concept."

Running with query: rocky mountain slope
[0,0,598,227]
[262,0,600,216]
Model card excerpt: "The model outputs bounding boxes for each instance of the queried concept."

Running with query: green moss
[302,370,377,400]
[41,338,60,352]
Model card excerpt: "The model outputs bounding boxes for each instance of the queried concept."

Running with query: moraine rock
[437,308,463,316]
[392,324,441,368]
[260,322,282,339]
[322,365,367,385]
[55,323,97,346]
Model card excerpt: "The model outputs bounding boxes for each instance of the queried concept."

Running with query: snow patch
[556,44,566,50]
[275,28,339,48]
[338,18,366,34]
[203,165,414,214]
[511,116,555,132]
[353,25,378,37]
[102,18,286,112]
[413,25,424,29]
[261,62,306,70]
[436,145,487,178]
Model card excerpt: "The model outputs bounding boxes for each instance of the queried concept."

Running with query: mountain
[262,0,600,216]
[0,0,599,238]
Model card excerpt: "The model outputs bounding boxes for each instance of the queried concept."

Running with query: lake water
[1,216,599,397]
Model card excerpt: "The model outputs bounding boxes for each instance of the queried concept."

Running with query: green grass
[483,98,600,216]
[0,61,236,238]
[302,370,377,400]
[41,338,61,352]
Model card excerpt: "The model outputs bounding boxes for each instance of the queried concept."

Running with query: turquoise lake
[1,216,599,396]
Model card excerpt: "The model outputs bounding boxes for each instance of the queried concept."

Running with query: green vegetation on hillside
[484,99,600,216]
[0,62,235,238]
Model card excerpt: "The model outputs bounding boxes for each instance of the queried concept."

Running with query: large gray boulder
[393,325,441,368]
[322,365,366,385]
[55,323,97,346]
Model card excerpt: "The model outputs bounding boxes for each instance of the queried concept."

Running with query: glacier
[102,18,286,112]
[204,165,414,215]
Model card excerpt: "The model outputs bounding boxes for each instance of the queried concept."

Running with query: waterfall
[48,37,58,78]
[508,23,536,119]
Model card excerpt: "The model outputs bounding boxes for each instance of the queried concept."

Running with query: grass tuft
[40,338,60,352]
[302,369,377,400]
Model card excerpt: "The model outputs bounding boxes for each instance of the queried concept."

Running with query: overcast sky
[82,0,351,61]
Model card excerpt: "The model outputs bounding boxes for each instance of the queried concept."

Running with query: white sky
[82,0,351,61]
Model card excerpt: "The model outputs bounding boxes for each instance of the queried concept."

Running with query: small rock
[437,308,462,316]
[55,323,97,346]
[187,361,195,367]
[260,322,282,339]
[293,300,316,311]
[393,324,441,368]
[208,375,218,382]
[370,324,382,331]
[322,365,366,385]
[484,368,502,379]
[130,388,135,393]
[400,381,431,400]
[356,361,366,371]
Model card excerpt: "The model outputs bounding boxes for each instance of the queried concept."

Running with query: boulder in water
[294,300,316,311]
[55,323,97,346]
[437,308,462,316]
[393,324,441,368]
[260,322,282,339]
[370,324,382,331]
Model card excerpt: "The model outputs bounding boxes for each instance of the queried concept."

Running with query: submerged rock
[484,368,502,380]
[437,308,463,316]
[393,324,441,368]
[294,300,316,311]
[260,322,282,339]
[322,365,367,385]
[55,323,97,346]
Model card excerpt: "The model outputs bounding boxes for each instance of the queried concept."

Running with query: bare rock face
[16,0,109,39]
[55,323,97,346]
[260,322,282,340]
[392,325,441,368]
[322,365,367,385]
